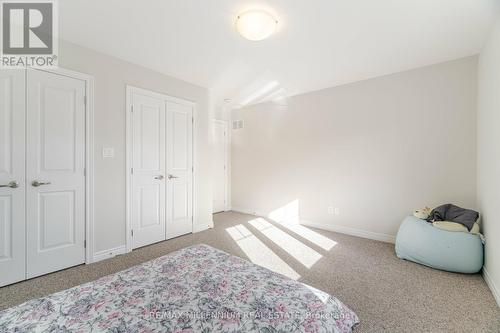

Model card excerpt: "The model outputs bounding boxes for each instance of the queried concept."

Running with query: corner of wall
[483,267,500,307]
[477,17,500,308]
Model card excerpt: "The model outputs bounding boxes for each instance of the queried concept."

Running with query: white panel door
[26,69,86,278]
[212,120,227,213]
[131,93,166,249]
[0,70,26,286]
[166,101,193,239]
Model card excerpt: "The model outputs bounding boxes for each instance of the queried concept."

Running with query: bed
[0,244,359,332]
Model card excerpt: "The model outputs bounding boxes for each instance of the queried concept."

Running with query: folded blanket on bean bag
[427,204,479,231]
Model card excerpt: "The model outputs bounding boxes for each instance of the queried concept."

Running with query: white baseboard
[193,223,211,233]
[300,221,396,244]
[483,267,500,307]
[92,223,211,263]
[231,207,257,215]
[91,245,127,263]
[231,208,396,244]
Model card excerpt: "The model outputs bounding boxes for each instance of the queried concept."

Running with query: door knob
[32,180,51,187]
[0,181,19,188]
[154,175,165,180]
[168,174,179,180]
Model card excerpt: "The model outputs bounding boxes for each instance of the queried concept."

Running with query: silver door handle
[32,180,51,187]
[0,181,19,188]
[154,175,165,180]
[168,174,179,180]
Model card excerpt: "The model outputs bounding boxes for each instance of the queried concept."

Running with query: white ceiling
[60,1,500,108]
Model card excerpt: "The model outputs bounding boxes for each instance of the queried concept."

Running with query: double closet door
[130,88,193,249]
[0,69,86,287]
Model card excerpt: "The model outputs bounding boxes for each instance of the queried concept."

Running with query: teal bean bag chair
[395,216,483,273]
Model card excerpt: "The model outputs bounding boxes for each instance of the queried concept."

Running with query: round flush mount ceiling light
[236,10,278,41]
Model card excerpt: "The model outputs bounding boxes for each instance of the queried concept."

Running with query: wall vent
[232,120,244,130]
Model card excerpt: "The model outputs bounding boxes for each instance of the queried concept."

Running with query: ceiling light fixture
[236,10,278,41]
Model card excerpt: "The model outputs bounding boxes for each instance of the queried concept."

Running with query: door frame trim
[32,67,95,264]
[212,119,229,213]
[125,85,196,253]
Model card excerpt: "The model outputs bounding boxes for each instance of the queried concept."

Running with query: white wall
[231,57,477,238]
[477,20,500,306]
[59,41,213,255]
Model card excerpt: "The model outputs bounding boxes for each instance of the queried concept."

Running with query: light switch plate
[102,147,114,158]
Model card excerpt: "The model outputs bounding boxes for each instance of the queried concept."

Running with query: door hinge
[84,240,87,248]
[131,168,134,174]
[131,105,134,112]
[131,229,134,237]
[83,168,86,176]
[83,96,87,107]
[192,117,194,124]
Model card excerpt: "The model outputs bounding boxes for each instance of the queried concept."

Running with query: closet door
[212,120,227,213]
[0,70,26,287]
[26,69,86,278]
[166,101,193,239]
[131,92,166,249]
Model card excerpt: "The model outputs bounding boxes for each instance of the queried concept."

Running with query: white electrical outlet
[328,206,340,216]
[102,147,115,158]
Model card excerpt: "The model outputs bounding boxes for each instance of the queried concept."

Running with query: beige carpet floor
[0,212,499,332]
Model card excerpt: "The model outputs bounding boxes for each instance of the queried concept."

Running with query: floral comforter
[0,244,359,332]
